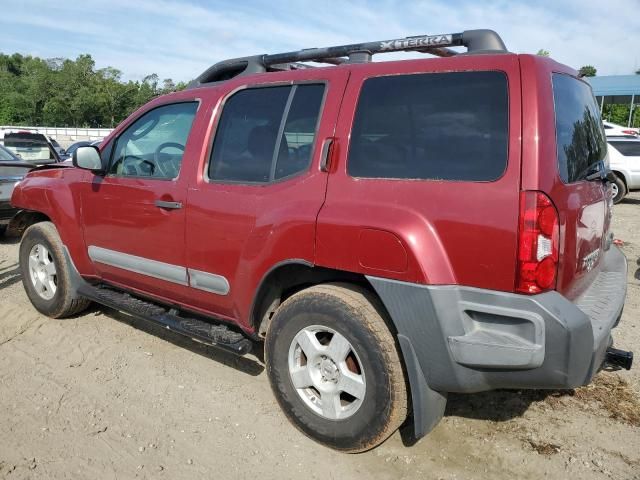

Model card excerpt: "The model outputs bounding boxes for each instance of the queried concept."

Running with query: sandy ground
[0,194,639,480]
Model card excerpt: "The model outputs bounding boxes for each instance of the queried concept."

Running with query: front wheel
[19,222,91,318]
[265,283,408,452]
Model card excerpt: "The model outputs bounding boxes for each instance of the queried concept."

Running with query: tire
[19,221,91,318]
[265,283,408,452]
[611,174,627,204]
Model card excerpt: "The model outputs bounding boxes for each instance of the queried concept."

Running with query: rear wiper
[581,160,607,181]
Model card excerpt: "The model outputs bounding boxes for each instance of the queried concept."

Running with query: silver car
[0,145,33,233]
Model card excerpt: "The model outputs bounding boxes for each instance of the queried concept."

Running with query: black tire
[19,222,91,318]
[265,283,408,452]
[612,174,627,204]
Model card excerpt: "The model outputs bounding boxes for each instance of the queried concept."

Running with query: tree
[578,65,597,77]
[536,49,550,57]
[0,51,186,127]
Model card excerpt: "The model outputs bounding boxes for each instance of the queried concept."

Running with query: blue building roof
[587,75,640,96]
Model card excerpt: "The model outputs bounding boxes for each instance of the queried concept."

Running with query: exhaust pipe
[605,347,633,370]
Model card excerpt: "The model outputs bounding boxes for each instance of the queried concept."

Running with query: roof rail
[188,29,507,88]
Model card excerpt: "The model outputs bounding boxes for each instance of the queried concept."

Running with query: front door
[80,101,200,303]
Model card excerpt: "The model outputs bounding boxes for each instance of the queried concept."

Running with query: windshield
[552,74,607,183]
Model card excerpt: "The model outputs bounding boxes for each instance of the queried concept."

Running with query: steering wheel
[154,142,185,178]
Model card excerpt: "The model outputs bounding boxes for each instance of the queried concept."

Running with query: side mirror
[73,146,104,173]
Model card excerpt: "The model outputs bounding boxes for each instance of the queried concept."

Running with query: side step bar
[78,284,252,355]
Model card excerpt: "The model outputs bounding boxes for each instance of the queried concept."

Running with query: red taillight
[621,129,638,136]
[516,191,559,294]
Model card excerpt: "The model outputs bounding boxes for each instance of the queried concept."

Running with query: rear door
[184,68,350,329]
[520,56,610,300]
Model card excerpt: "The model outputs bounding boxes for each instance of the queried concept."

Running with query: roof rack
[188,29,507,88]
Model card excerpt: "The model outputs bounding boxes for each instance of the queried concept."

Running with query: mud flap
[397,334,447,439]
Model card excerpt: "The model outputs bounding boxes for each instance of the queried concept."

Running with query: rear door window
[552,74,607,183]
[608,141,640,157]
[209,84,326,183]
[347,71,509,181]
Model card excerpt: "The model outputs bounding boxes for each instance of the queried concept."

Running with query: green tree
[578,65,597,77]
[536,49,550,57]
[0,51,186,127]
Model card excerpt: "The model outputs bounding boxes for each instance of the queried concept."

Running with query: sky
[0,0,638,82]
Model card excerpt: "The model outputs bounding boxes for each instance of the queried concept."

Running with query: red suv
[10,29,633,452]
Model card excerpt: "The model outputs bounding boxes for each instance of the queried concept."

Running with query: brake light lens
[621,129,638,136]
[516,191,559,294]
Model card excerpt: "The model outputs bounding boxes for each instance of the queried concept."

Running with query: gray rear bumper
[368,246,627,437]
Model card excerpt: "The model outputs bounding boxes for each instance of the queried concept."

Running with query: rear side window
[609,141,640,157]
[348,71,509,181]
[552,74,607,183]
[209,84,325,183]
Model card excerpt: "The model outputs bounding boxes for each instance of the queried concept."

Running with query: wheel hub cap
[319,357,339,382]
[28,244,57,300]
[288,325,366,420]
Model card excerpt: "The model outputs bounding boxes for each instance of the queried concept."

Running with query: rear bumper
[368,246,628,436]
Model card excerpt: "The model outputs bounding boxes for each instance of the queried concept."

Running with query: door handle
[319,137,334,172]
[155,200,182,210]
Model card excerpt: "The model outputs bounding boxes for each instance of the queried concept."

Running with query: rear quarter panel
[317,54,523,290]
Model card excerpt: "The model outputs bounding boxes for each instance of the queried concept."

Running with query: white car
[608,138,640,203]
[603,121,639,137]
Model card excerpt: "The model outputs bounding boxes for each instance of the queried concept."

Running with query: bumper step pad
[78,284,252,355]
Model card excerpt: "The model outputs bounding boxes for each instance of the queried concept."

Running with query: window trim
[204,80,328,186]
[105,100,201,182]
[345,69,511,183]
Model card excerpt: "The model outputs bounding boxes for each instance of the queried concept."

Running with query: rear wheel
[265,283,407,452]
[611,174,627,204]
[19,222,90,318]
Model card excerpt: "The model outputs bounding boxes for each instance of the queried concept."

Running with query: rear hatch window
[348,71,509,181]
[4,132,57,163]
[552,74,607,182]
[551,73,610,297]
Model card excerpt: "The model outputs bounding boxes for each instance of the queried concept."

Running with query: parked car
[0,145,33,234]
[608,137,640,203]
[48,136,68,159]
[8,29,632,452]
[65,141,94,157]
[603,120,639,137]
[3,131,61,164]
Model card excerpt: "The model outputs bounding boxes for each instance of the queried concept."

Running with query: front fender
[11,168,97,277]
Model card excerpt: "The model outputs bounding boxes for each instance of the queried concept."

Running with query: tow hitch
[605,347,634,370]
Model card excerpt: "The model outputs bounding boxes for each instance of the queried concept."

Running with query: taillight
[516,191,560,294]
[621,129,638,136]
